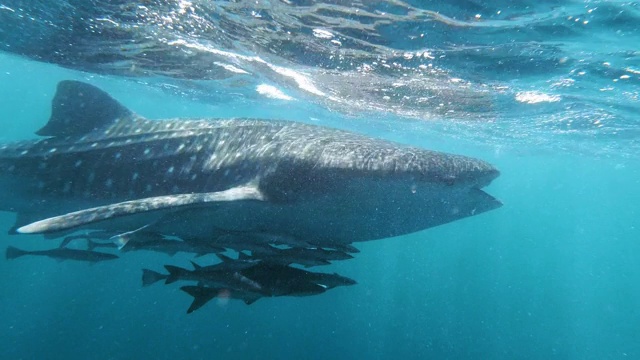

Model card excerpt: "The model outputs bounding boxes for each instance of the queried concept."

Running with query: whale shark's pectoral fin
[16,185,265,235]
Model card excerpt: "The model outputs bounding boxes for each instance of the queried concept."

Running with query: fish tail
[110,233,131,250]
[180,286,218,314]
[5,246,28,260]
[141,269,167,287]
[164,265,187,284]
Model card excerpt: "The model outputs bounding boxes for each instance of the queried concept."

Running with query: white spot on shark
[75,160,83,168]
[105,178,113,188]
[132,172,139,180]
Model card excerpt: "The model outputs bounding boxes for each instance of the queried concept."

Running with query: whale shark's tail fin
[36,80,134,137]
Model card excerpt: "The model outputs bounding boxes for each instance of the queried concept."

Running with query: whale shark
[0,80,501,249]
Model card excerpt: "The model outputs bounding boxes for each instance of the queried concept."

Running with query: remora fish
[5,245,118,263]
[246,247,354,267]
[174,262,357,313]
[237,262,356,296]
[1,81,501,248]
[61,231,225,255]
[164,262,263,291]
[177,263,358,313]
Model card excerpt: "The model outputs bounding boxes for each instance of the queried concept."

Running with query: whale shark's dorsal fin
[36,80,133,137]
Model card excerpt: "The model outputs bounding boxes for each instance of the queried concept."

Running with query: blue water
[1,1,640,359]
